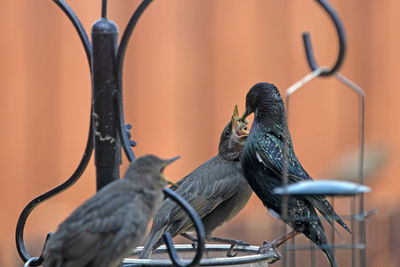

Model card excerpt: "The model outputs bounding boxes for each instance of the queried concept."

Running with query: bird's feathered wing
[44,180,152,267]
[254,131,350,233]
[140,156,242,258]
[243,130,342,267]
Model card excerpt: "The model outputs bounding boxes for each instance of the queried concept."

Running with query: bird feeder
[15,1,374,267]
[275,7,376,262]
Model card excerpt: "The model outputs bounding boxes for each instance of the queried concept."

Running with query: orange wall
[1,0,398,266]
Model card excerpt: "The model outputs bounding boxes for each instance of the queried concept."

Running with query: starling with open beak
[240,83,350,267]
[43,155,179,267]
[139,105,252,259]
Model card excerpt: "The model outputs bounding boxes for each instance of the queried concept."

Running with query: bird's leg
[274,230,301,247]
[180,233,215,258]
[180,233,199,249]
[258,230,301,254]
[207,236,250,257]
[208,236,250,246]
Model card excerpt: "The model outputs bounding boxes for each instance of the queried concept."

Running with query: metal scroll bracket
[15,1,206,266]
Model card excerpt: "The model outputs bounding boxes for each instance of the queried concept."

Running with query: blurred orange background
[1,0,399,266]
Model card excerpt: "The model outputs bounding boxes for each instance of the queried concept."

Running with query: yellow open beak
[232,105,249,138]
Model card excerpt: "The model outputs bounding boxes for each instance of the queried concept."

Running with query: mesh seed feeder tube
[278,3,374,261]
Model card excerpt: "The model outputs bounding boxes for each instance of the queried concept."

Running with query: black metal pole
[91,18,121,191]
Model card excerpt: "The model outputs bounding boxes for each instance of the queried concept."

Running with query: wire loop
[16,1,93,264]
[302,0,346,76]
[162,188,205,267]
[17,1,204,266]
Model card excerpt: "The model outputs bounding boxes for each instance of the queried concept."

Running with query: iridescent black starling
[43,155,179,267]
[240,83,350,267]
[139,106,252,259]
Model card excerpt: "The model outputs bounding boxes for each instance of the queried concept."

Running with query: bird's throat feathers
[254,103,287,134]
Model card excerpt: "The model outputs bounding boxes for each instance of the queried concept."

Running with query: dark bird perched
[43,155,179,267]
[139,106,252,259]
[240,83,350,267]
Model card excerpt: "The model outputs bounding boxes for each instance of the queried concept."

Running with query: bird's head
[219,105,249,160]
[241,82,286,126]
[124,155,180,188]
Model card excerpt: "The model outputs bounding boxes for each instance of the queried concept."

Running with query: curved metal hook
[16,2,94,265]
[116,0,153,161]
[162,188,205,267]
[53,0,92,69]
[117,100,205,267]
[21,233,53,267]
[24,257,40,267]
[16,122,94,265]
[116,0,153,74]
[302,0,346,76]
[115,3,205,266]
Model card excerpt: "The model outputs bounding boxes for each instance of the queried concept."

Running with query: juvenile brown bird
[43,155,179,267]
[139,106,252,259]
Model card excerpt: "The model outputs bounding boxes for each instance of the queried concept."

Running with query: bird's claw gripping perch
[257,241,281,264]
[258,240,278,254]
[236,240,250,246]
[190,241,198,249]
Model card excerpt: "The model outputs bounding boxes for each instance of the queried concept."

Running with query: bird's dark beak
[241,106,252,121]
[164,155,181,166]
[232,105,249,138]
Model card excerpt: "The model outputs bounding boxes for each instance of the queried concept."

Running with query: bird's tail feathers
[335,215,351,234]
[321,215,343,239]
[321,206,351,235]
[308,196,351,234]
[306,223,338,267]
[318,232,338,267]
[139,226,167,259]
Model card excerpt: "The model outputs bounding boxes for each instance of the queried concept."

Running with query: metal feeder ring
[124,244,281,266]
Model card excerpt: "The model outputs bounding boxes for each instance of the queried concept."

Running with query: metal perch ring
[124,244,281,266]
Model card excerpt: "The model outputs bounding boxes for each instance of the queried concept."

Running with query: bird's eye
[225,129,231,137]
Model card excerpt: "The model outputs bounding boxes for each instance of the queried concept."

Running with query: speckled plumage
[139,118,252,259]
[241,82,350,267]
[43,155,175,267]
